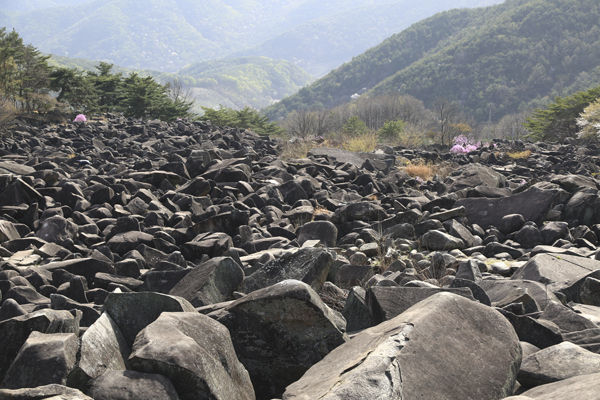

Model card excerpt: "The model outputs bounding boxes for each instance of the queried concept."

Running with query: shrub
[378,119,405,141]
[73,114,87,122]
[449,135,479,154]
[576,100,600,140]
[342,116,369,137]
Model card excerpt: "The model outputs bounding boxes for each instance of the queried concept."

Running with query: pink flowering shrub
[73,114,87,123]
[450,135,479,154]
[450,144,468,153]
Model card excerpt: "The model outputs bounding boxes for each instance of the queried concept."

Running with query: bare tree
[434,98,460,145]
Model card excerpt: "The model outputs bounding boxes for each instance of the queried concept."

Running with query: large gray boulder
[2,332,78,388]
[0,220,20,242]
[0,384,93,400]
[283,292,521,400]
[103,292,196,345]
[243,248,333,293]
[169,257,244,307]
[213,280,347,400]
[456,186,560,228]
[367,286,475,323]
[421,230,465,251]
[36,215,78,246]
[0,309,78,381]
[69,312,130,387]
[480,279,559,310]
[129,312,254,400]
[511,253,600,292]
[520,372,600,399]
[88,370,180,400]
[448,163,506,191]
[297,220,338,247]
[517,342,600,388]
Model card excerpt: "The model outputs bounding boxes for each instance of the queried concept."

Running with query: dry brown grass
[401,160,456,181]
[507,149,532,159]
[280,140,317,160]
[312,206,333,219]
[343,132,378,153]
[404,162,435,180]
[0,99,17,135]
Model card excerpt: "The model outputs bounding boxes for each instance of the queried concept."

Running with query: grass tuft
[343,132,378,152]
[507,150,532,159]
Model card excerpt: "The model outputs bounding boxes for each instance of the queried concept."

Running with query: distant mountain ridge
[1,0,503,74]
[266,0,600,122]
[49,54,311,111]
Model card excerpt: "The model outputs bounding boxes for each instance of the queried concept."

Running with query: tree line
[0,28,192,126]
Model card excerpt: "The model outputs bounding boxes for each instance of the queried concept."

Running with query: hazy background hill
[267,0,600,122]
[1,0,502,73]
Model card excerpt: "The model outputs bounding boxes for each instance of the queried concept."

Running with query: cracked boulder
[283,292,521,400]
[1,332,78,389]
[169,256,244,307]
[242,248,334,293]
[128,312,254,400]
[212,279,346,400]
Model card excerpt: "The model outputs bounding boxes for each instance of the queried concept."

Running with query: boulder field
[1,116,600,399]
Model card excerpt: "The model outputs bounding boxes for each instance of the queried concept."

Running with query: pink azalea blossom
[450,144,467,153]
[465,144,479,153]
[73,114,87,123]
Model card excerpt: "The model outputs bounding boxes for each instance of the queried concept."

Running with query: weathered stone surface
[213,280,346,400]
[421,229,465,250]
[243,248,333,293]
[129,312,254,400]
[480,279,559,310]
[366,286,475,323]
[520,372,600,399]
[539,301,598,333]
[283,292,521,400]
[342,286,374,332]
[511,253,600,292]
[103,291,195,345]
[0,309,78,381]
[518,342,600,388]
[0,220,20,242]
[0,384,93,399]
[2,332,78,388]
[70,313,130,386]
[297,220,338,247]
[40,257,115,283]
[498,309,563,349]
[169,257,244,307]
[88,370,180,400]
[456,186,559,228]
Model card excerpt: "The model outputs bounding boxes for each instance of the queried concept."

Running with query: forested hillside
[49,54,311,111]
[267,0,600,123]
[1,0,502,73]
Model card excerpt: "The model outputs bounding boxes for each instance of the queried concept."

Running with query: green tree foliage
[342,116,369,137]
[378,119,405,141]
[3,28,192,121]
[0,27,53,114]
[199,106,283,136]
[525,86,600,141]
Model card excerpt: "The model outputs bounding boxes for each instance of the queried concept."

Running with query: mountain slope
[178,56,312,110]
[267,0,600,122]
[49,54,311,111]
[1,0,502,73]
[238,0,503,76]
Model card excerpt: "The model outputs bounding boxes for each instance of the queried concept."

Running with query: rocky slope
[1,117,600,399]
